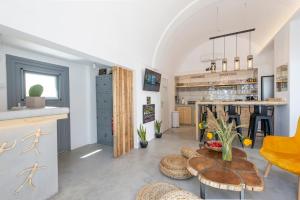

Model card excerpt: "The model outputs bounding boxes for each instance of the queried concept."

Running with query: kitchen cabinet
[176,105,194,125]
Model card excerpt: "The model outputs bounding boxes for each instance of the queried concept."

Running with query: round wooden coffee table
[187,147,264,199]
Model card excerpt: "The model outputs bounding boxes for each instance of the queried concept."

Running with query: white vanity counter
[0,107,69,121]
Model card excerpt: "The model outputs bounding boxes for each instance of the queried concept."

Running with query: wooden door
[112,67,133,158]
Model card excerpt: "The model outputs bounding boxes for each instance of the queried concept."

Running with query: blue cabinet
[96,75,113,146]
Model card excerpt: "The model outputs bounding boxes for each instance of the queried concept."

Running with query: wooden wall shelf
[176,81,257,88]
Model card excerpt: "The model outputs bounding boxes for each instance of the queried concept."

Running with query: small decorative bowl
[205,140,222,152]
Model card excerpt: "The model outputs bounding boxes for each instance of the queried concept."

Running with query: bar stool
[199,105,217,142]
[248,106,274,148]
[225,105,244,147]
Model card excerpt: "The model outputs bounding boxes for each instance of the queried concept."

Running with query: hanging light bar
[211,39,216,73]
[208,28,255,72]
[222,37,227,72]
[234,34,240,71]
[247,32,254,69]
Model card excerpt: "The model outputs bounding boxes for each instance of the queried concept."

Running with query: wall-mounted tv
[143,68,161,92]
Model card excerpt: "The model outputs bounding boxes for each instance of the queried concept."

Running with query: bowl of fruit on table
[205,140,222,152]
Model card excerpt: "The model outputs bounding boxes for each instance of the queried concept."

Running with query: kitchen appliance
[261,76,274,100]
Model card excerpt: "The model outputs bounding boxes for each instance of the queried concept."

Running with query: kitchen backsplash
[177,84,257,102]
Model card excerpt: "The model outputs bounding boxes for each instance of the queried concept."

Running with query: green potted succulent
[154,120,162,138]
[26,84,45,109]
[137,124,148,148]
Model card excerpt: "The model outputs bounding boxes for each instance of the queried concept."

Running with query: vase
[140,141,148,148]
[222,142,232,161]
[26,97,46,109]
[155,132,162,138]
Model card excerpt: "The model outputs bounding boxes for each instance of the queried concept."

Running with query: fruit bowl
[205,140,222,152]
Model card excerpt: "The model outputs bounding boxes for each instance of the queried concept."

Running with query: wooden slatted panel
[113,67,133,158]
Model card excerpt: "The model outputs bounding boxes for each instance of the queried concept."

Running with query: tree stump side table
[187,147,264,199]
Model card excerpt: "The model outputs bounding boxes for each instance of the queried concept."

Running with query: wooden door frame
[112,66,134,158]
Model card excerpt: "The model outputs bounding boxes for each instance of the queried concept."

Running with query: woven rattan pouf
[160,155,192,179]
[159,190,201,200]
[180,147,199,159]
[136,182,180,200]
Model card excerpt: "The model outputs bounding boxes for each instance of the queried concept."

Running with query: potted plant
[26,84,45,109]
[154,120,162,138]
[137,124,148,148]
[205,109,252,161]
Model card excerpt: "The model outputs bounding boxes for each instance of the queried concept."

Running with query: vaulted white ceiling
[0,0,299,74]
[153,0,300,73]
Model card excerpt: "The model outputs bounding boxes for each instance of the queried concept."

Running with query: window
[24,72,59,99]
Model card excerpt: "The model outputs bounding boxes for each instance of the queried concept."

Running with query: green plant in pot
[205,108,252,161]
[26,84,45,109]
[154,120,162,138]
[137,124,148,148]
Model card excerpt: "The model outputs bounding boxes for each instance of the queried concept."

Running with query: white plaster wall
[255,42,274,100]
[0,44,97,149]
[289,18,300,135]
[273,24,290,136]
[134,67,161,148]
[0,1,167,148]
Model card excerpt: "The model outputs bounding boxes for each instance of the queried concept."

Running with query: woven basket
[160,155,192,179]
[159,190,201,200]
[180,147,200,159]
[136,182,180,200]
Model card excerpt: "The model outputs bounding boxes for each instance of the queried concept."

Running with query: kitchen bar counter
[195,100,287,106]
[195,100,287,140]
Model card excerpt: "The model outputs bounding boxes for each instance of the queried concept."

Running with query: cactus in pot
[137,124,148,148]
[26,84,46,109]
[29,84,44,97]
[154,120,162,138]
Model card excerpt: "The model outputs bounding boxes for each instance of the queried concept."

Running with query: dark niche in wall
[143,104,155,124]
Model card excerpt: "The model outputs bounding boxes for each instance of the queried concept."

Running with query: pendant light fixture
[211,39,216,73]
[222,37,227,72]
[247,32,254,69]
[234,34,240,71]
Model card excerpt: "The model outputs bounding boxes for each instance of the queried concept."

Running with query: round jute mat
[136,182,180,200]
[160,190,202,200]
[180,147,200,159]
[160,155,192,179]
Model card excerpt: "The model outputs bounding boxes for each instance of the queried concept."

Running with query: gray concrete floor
[52,126,298,200]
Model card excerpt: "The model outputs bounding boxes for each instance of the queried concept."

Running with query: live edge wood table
[187,147,264,199]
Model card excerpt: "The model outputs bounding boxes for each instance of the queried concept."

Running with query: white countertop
[0,107,70,121]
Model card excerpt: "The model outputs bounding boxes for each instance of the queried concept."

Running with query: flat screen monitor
[143,68,161,92]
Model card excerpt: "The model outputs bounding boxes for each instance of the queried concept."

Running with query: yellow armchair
[260,118,300,200]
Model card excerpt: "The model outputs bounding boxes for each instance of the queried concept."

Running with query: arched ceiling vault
[153,0,300,74]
